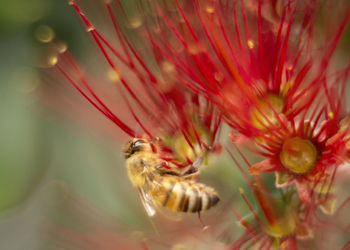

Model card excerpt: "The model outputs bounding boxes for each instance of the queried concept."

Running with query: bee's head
[123,138,151,159]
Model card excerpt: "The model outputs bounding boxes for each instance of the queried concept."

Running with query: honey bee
[124,138,220,216]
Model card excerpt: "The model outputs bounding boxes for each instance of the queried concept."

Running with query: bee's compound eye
[133,139,145,148]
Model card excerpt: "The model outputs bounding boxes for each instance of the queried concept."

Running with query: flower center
[250,94,284,130]
[280,137,317,174]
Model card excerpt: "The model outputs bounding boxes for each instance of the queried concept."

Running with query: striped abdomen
[150,177,219,213]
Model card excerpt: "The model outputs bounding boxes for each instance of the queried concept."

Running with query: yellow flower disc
[280,137,317,174]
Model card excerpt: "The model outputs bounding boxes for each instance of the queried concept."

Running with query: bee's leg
[181,171,200,181]
[181,160,202,178]
[182,156,204,176]
[198,212,209,231]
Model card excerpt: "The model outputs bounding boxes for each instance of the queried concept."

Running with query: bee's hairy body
[124,138,219,214]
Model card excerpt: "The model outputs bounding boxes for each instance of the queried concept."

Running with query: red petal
[248,159,277,175]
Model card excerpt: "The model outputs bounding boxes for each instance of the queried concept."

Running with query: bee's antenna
[198,212,209,231]
[134,124,141,138]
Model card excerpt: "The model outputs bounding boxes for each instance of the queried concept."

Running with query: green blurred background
[0,0,349,249]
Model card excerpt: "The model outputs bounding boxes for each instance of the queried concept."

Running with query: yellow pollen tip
[86,25,95,32]
[205,5,215,13]
[247,40,255,49]
[280,137,317,174]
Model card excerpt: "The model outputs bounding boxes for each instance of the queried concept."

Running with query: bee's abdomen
[158,179,219,213]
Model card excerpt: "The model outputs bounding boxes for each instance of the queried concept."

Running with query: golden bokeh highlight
[55,41,68,54]
[129,17,143,29]
[35,25,55,43]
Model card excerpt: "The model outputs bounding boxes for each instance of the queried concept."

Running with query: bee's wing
[149,177,185,221]
[138,187,156,217]
[192,156,204,169]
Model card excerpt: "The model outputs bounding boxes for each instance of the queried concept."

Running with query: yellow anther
[205,5,215,13]
[107,69,120,82]
[86,25,95,32]
[247,39,255,49]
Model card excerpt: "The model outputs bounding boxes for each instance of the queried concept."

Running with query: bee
[124,138,220,216]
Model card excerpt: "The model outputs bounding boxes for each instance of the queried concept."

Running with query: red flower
[248,94,350,203]
[228,150,313,249]
[49,0,225,168]
[39,0,350,247]
[228,149,350,249]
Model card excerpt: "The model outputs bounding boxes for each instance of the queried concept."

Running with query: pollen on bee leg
[280,137,317,174]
